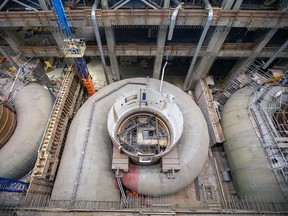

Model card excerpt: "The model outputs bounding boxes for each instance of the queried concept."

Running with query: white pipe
[159,61,168,92]
[183,0,213,90]
[167,3,183,41]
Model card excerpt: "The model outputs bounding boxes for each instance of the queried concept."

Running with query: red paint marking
[122,164,140,193]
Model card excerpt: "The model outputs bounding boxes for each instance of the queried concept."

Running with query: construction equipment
[51,0,96,96]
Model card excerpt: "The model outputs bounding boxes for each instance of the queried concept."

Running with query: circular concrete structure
[107,88,184,165]
[51,78,209,204]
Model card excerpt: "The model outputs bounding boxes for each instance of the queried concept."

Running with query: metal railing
[1,191,288,214]
[220,60,288,199]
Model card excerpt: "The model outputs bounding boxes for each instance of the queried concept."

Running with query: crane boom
[51,0,73,39]
[50,0,96,96]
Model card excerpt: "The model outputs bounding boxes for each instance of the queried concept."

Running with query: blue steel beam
[50,0,73,39]
[0,177,29,193]
[75,58,89,79]
[51,0,90,80]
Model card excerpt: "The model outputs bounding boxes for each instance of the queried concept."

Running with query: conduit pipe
[167,3,183,41]
[183,0,213,90]
[92,0,110,85]
[159,60,168,92]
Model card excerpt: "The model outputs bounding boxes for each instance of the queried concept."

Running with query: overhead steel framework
[2,43,287,58]
[0,9,287,28]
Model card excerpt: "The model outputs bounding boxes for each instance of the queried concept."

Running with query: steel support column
[262,39,288,69]
[152,0,170,79]
[183,0,213,90]
[38,0,49,10]
[187,0,242,89]
[111,0,130,10]
[224,3,288,86]
[12,0,38,11]
[0,0,10,11]
[225,28,278,85]
[141,0,159,9]
[102,0,120,82]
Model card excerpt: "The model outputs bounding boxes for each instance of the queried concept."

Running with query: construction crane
[51,0,96,96]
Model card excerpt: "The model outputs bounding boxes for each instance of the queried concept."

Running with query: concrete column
[102,0,120,82]
[104,24,120,81]
[222,2,288,86]
[0,30,23,53]
[153,26,169,79]
[38,0,49,10]
[188,0,242,88]
[51,28,65,49]
[152,0,170,79]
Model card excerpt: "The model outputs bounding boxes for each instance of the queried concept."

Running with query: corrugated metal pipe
[183,0,213,90]
[92,0,110,84]
[167,3,183,41]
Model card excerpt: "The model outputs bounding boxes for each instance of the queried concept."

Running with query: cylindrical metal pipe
[183,0,213,90]
[167,3,183,41]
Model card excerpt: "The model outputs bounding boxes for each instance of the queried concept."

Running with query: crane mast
[51,0,96,96]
